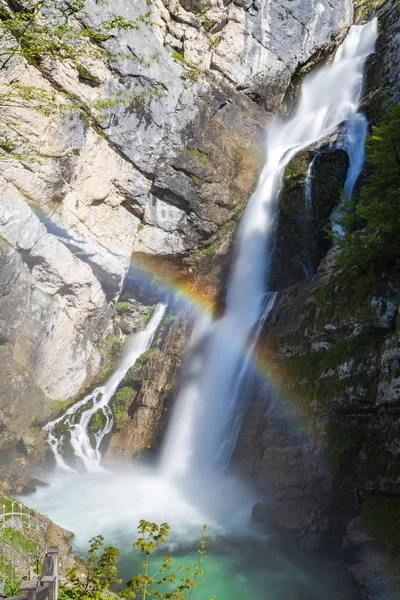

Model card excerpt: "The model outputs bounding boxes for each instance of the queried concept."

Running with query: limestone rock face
[0,0,353,422]
[0,198,108,401]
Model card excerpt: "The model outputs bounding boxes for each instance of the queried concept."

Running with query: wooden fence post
[20,580,38,600]
[40,578,55,600]
[40,546,58,600]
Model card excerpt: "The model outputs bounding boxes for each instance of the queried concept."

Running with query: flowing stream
[44,303,167,472]
[302,156,317,279]
[23,19,377,600]
[162,18,378,477]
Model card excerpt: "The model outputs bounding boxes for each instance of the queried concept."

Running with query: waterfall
[45,303,167,472]
[302,155,317,279]
[162,19,378,477]
[333,112,369,235]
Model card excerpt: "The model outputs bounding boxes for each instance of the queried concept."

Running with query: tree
[59,535,121,600]
[59,522,215,600]
[333,105,400,274]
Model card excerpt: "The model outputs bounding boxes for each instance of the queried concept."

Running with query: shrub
[334,106,400,273]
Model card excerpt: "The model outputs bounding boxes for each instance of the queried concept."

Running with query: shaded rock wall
[269,146,349,290]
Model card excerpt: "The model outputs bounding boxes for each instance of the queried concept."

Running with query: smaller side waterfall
[302,155,317,279]
[45,303,167,473]
[333,113,369,235]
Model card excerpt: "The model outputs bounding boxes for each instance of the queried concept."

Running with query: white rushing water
[162,18,378,477]
[302,155,317,279]
[333,112,369,235]
[28,20,378,570]
[44,303,167,472]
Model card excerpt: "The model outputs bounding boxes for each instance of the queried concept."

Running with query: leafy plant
[125,521,214,600]
[60,535,121,600]
[59,523,214,600]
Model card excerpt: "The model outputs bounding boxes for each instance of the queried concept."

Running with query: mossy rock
[269,147,348,291]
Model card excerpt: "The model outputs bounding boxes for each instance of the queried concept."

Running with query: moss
[171,50,185,64]
[88,411,106,433]
[101,335,123,361]
[360,496,400,549]
[139,306,155,327]
[135,347,157,367]
[202,218,237,256]
[112,386,134,427]
[186,148,208,161]
[323,424,365,469]
[76,64,102,85]
[163,314,174,327]
[115,301,132,314]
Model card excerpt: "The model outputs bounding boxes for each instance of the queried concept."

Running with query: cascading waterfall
[162,19,378,477]
[302,156,317,279]
[24,21,378,599]
[44,303,167,472]
[332,112,369,235]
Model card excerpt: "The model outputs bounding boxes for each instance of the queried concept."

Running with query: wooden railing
[1,547,58,600]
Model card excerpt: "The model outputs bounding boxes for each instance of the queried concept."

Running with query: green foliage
[88,411,106,433]
[163,314,174,327]
[59,523,213,600]
[0,0,143,69]
[125,521,214,600]
[116,302,133,314]
[103,335,123,360]
[139,307,155,327]
[112,386,134,427]
[60,535,121,600]
[135,348,157,368]
[171,50,185,64]
[334,106,400,273]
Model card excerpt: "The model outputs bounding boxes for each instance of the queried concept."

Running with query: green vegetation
[88,411,106,433]
[59,535,120,600]
[171,50,186,64]
[116,302,133,314]
[163,314,174,327]
[202,218,237,256]
[0,494,50,587]
[334,106,400,274]
[102,335,124,361]
[112,387,134,427]
[59,522,213,600]
[139,306,155,327]
[186,148,208,162]
[135,348,157,368]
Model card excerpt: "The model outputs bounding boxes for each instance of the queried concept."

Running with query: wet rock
[105,308,196,461]
[269,147,349,290]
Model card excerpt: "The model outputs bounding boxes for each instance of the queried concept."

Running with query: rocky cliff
[233,1,400,597]
[0,0,353,471]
